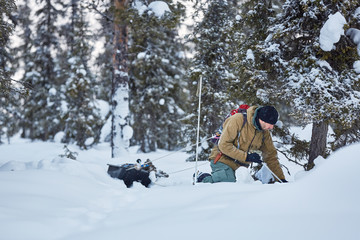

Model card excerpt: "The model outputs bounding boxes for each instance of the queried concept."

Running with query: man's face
[259,119,274,131]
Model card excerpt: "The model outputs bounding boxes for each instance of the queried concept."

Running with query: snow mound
[320,12,346,51]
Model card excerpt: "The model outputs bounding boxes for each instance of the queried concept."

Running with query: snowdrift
[0,140,359,240]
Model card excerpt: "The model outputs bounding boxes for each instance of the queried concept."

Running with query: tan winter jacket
[209,106,285,180]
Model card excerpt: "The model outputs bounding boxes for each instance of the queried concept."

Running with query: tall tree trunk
[111,0,132,158]
[307,121,328,170]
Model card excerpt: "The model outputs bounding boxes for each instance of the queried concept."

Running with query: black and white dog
[107,159,168,188]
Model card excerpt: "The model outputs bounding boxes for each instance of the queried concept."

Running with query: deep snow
[1,130,359,240]
[3,3,360,239]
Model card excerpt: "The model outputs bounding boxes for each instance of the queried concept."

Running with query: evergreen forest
[1,0,360,171]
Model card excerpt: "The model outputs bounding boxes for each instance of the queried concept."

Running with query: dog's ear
[145,159,157,172]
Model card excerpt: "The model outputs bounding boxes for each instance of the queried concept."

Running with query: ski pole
[261,161,284,183]
[194,75,203,185]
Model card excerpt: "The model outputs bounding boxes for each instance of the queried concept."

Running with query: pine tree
[0,0,22,143]
[84,0,113,144]
[0,0,16,95]
[13,0,37,139]
[185,0,240,161]
[87,0,132,155]
[58,0,103,149]
[128,0,188,152]
[94,1,113,103]
[254,0,360,169]
[20,0,65,140]
[229,0,279,105]
[111,0,132,157]
[330,5,360,151]
[227,0,306,167]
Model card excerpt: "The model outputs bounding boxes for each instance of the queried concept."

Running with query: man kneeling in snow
[196,106,287,184]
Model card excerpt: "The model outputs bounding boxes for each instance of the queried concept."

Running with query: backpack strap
[236,112,247,148]
[214,112,247,164]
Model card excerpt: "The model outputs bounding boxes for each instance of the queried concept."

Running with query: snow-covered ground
[1,131,359,240]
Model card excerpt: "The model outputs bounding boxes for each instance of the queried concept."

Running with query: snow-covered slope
[0,137,359,240]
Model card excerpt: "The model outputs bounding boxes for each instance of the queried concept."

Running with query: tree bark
[111,0,132,158]
[307,121,328,170]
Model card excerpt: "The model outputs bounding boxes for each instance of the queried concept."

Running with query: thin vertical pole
[194,75,202,185]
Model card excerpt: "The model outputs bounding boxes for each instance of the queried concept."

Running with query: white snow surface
[1,130,360,240]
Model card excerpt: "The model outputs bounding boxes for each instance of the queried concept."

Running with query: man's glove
[245,152,262,164]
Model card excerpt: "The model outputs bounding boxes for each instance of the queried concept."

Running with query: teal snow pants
[202,160,236,183]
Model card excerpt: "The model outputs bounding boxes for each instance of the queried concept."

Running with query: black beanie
[257,106,278,125]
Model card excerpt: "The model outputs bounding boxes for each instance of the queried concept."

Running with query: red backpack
[211,104,250,144]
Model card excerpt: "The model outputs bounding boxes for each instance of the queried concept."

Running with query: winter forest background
[1,0,360,172]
